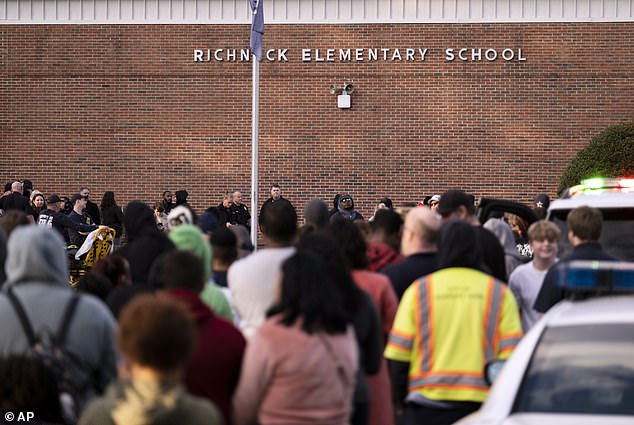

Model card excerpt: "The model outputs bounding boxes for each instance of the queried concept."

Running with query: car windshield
[550,208,634,261]
[514,324,634,415]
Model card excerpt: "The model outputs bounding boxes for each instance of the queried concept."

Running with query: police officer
[38,194,97,244]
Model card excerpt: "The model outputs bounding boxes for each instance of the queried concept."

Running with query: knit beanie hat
[168,224,212,281]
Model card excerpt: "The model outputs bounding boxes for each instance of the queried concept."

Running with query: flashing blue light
[556,261,634,292]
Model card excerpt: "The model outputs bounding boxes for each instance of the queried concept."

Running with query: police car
[547,177,634,261]
[454,261,634,425]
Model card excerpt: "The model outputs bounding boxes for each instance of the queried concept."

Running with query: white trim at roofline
[1,0,633,23]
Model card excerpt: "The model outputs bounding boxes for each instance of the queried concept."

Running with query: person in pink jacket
[233,251,359,425]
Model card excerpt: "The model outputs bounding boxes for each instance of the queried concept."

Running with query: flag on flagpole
[250,0,264,62]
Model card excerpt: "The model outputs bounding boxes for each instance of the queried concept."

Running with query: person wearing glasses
[330,193,364,222]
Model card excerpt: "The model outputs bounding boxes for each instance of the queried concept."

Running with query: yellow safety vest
[385,267,522,403]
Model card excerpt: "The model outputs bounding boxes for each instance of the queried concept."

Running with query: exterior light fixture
[329,82,354,109]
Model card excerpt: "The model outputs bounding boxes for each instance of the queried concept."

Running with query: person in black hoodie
[116,201,175,286]
[330,193,364,222]
[436,190,506,282]
[175,190,190,208]
[175,189,197,221]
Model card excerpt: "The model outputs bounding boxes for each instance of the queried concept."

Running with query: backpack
[7,288,85,424]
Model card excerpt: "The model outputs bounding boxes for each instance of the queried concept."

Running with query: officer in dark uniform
[38,194,97,245]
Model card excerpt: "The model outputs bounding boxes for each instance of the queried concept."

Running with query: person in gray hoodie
[0,226,118,414]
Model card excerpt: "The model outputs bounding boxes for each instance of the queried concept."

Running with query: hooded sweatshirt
[78,378,223,425]
[0,226,118,411]
[175,190,189,205]
[437,220,485,271]
[168,224,233,322]
[163,288,246,424]
[117,201,175,285]
[330,194,364,222]
[483,218,525,280]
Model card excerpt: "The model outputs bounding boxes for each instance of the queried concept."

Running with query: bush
[559,122,634,193]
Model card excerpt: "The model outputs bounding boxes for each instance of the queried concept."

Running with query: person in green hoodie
[167,224,234,322]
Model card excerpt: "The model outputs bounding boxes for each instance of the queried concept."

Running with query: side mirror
[484,359,506,386]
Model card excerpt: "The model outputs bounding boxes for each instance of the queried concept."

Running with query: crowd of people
[0,179,623,425]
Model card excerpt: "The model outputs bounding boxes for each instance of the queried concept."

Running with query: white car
[547,177,634,261]
[455,261,634,425]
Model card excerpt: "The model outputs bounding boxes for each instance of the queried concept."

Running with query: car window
[514,324,634,415]
[550,208,634,261]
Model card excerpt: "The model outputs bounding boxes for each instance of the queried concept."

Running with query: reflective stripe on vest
[483,278,503,363]
[388,331,414,350]
[410,373,488,390]
[419,277,432,372]
[499,335,522,350]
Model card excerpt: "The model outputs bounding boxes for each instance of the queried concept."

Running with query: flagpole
[249,0,262,251]
[250,58,259,251]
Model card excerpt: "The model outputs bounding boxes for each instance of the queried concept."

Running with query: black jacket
[534,242,619,313]
[38,208,96,244]
[259,197,294,218]
[0,192,31,215]
[216,204,231,227]
[117,202,175,286]
[85,200,101,225]
[382,253,438,300]
[229,203,251,230]
[67,211,95,246]
[101,206,125,238]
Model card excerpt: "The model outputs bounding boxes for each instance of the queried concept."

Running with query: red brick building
[2,0,633,221]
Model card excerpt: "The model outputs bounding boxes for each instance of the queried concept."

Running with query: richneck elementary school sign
[194,47,527,63]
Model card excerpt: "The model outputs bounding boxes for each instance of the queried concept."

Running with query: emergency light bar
[563,177,634,198]
[557,261,634,293]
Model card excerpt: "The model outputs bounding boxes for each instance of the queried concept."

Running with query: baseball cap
[429,194,441,204]
[534,194,550,210]
[47,194,62,204]
[437,190,475,217]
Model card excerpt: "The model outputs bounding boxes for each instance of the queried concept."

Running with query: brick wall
[1,23,633,222]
